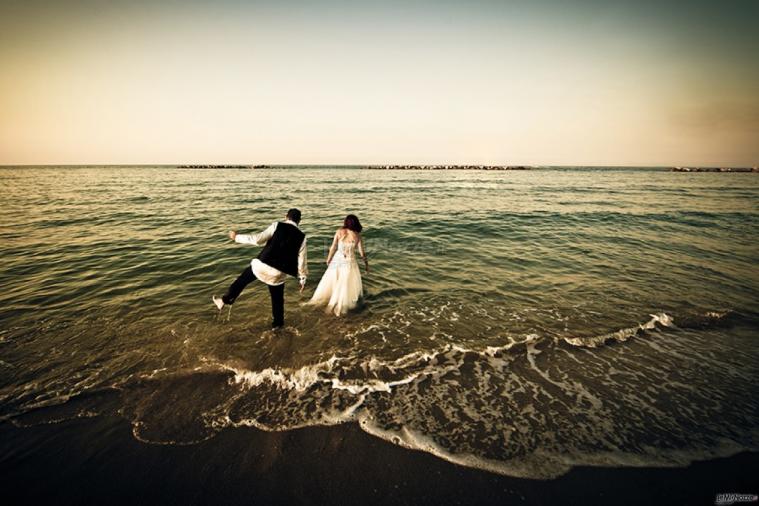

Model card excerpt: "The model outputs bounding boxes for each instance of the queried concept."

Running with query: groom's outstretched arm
[231,222,278,246]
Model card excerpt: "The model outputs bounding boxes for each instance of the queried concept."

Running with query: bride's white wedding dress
[309,238,363,316]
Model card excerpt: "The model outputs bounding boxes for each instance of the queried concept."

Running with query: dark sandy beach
[1,416,756,506]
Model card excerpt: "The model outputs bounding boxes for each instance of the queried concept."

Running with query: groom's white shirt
[234,219,308,286]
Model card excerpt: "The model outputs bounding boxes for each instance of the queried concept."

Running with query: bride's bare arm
[358,233,369,273]
[326,230,340,264]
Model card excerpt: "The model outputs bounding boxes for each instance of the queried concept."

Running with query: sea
[0,166,757,478]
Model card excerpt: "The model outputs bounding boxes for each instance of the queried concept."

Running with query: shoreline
[1,416,756,505]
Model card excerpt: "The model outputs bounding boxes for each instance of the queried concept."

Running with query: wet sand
[1,417,756,505]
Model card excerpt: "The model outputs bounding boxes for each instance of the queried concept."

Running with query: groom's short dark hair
[286,208,301,223]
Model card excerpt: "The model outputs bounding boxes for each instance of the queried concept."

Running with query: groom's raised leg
[222,265,256,305]
[268,283,285,328]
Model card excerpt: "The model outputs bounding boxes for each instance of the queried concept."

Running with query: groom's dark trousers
[222,265,285,328]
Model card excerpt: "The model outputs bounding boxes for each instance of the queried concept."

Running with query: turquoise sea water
[0,166,757,477]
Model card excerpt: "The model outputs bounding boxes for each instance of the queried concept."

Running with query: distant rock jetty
[672,167,758,172]
[176,164,534,170]
[177,164,250,169]
[362,165,532,170]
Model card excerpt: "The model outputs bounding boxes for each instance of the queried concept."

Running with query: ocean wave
[356,415,755,479]
[5,309,757,480]
[189,310,757,478]
[563,312,674,348]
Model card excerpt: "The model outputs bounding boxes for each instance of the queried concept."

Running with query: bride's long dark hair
[343,214,363,233]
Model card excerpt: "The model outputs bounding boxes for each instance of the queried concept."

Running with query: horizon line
[1,163,757,169]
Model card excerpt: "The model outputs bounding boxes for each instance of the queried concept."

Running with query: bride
[308,214,369,316]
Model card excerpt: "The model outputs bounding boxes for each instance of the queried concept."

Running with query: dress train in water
[308,240,363,316]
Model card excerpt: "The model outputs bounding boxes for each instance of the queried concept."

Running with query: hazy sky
[1,0,757,166]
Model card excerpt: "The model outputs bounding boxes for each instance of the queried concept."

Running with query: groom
[212,208,308,329]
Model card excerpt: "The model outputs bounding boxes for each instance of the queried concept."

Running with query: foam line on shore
[356,413,758,479]
[562,312,674,348]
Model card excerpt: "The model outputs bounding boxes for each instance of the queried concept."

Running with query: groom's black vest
[257,222,305,277]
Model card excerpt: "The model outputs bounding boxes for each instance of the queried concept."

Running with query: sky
[1,0,757,166]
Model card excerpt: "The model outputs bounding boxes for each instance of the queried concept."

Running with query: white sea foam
[356,413,570,478]
[10,309,757,481]
[202,311,690,413]
[186,309,759,479]
[562,312,674,347]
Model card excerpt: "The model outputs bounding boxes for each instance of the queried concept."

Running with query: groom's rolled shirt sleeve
[235,222,278,246]
[298,237,308,284]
